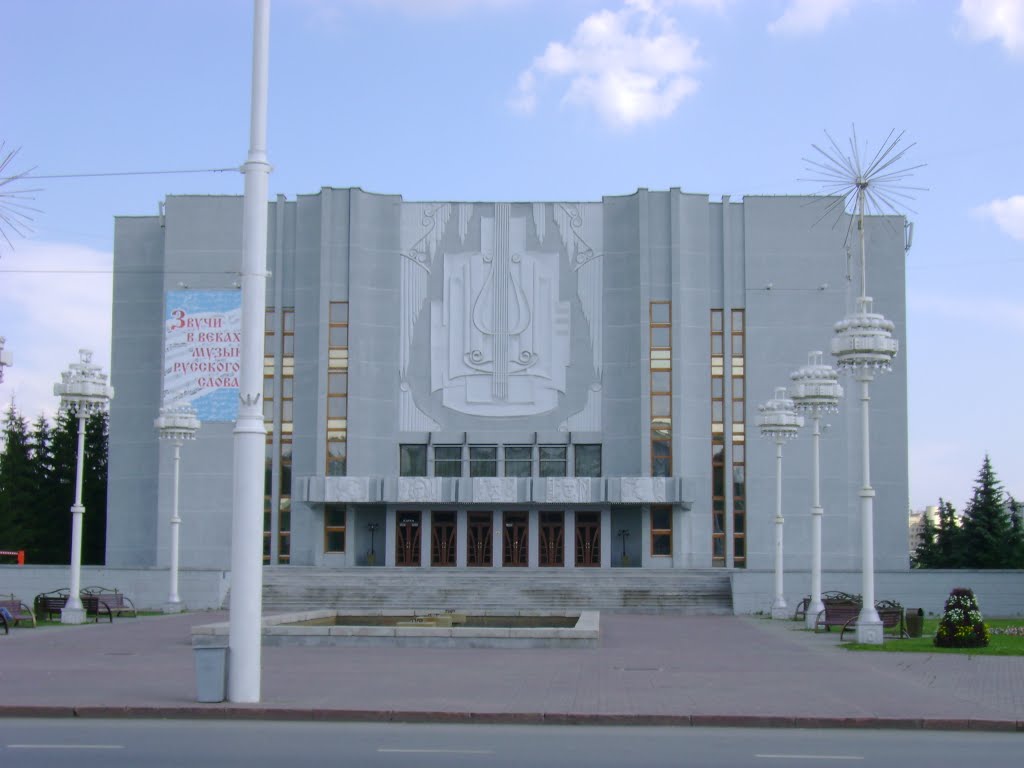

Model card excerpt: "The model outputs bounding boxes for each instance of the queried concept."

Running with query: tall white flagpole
[228,0,271,702]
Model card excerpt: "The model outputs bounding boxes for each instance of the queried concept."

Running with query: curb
[0,706,1021,732]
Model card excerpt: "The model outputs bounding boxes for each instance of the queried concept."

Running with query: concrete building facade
[108,187,910,575]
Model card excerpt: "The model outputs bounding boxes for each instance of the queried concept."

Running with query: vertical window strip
[326,301,348,476]
[263,309,276,565]
[731,309,746,568]
[710,309,726,566]
[278,308,294,563]
[650,301,672,478]
[651,505,673,556]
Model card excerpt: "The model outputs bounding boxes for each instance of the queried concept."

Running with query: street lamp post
[155,405,201,612]
[229,0,271,703]
[790,351,843,629]
[757,387,803,619]
[832,297,897,643]
[53,349,114,624]
[806,128,916,644]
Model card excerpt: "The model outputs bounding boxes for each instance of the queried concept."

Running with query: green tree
[934,498,962,568]
[912,510,939,568]
[959,455,1015,568]
[0,403,34,553]
[27,413,63,563]
[1008,497,1024,569]
[81,410,108,565]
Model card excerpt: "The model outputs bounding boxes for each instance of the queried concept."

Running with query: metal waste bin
[904,608,924,638]
[194,643,229,702]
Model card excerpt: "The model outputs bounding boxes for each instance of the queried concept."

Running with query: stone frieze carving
[398,476,443,503]
[620,477,667,503]
[472,477,518,503]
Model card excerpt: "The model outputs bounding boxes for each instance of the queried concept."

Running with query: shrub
[934,587,989,648]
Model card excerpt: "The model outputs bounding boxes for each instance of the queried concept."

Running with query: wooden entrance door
[396,512,421,567]
[503,512,528,567]
[540,511,564,567]
[431,512,456,567]
[467,512,493,567]
[575,511,601,567]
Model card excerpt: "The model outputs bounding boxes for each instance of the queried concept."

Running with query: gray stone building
[108,187,910,575]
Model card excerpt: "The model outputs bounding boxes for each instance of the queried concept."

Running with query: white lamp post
[757,387,803,619]
[807,128,917,644]
[790,351,843,629]
[230,0,271,703]
[832,298,896,643]
[155,405,201,612]
[53,349,114,624]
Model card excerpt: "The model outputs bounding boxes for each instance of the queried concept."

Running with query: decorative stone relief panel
[545,477,588,504]
[431,203,570,417]
[398,476,445,503]
[325,476,372,503]
[400,200,603,429]
[620,477,668,503]
[471,477,518,503]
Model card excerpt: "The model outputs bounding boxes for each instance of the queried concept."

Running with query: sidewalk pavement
[1,611,1022,731]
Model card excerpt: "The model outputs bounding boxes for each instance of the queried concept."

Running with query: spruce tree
[1008,497,1024,569]
[0,403,34,554]
[27,414,60,563]
[934,498,962,568]
[959,455,1014,568]
[912,510,939,568]
[82,411,108,565]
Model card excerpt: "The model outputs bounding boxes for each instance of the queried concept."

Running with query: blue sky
[1,0,1021,512]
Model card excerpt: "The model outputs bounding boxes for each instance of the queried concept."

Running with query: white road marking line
[8,744,125,750]
[377,748,494,755]
[756,755,864,761]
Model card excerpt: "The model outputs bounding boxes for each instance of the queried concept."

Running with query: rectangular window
[324,505,346,553]
[650,301,672,478]
[434,446,462,478]
[711,308,726,567]
[326,301,348,476]
[400,444,427,477]
[504,446,532,477]
[469,445,497,477]
[731,309,746,569]
[574,444,602,477]
[651,505,672,556]
[539,446,567,478]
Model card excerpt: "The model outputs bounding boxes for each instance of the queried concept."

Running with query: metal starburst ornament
[0,142,40,251]
[803,127,925,296]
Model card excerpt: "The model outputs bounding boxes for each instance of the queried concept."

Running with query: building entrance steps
[254,567,733,614]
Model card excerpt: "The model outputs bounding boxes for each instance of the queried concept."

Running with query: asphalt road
[0,719,1018,768]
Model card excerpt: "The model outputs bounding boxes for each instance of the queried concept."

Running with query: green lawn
[844,618,1024,655]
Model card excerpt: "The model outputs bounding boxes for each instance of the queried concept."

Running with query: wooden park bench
[33,587,137,623]
[0,594,36,628]
[81,586,137,618]
[33,588,70,621]
[815,597,907,640]
[793,591,859,621]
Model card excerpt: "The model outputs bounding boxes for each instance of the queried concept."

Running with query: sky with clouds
[1,0,1022,512]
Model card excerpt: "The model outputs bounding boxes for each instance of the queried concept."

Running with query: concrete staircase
[255,567,734,615]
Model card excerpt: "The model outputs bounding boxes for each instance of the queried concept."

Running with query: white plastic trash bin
[194,645,228,703]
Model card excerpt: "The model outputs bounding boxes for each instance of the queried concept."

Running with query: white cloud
[511,0,704,129]
[973,195,1024,240]
[768,0,858,36]
[0,241,113,422]
[959,0,1024,55]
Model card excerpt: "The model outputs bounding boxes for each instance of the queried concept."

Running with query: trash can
[194,644,229,703]
[905,608,924,638]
